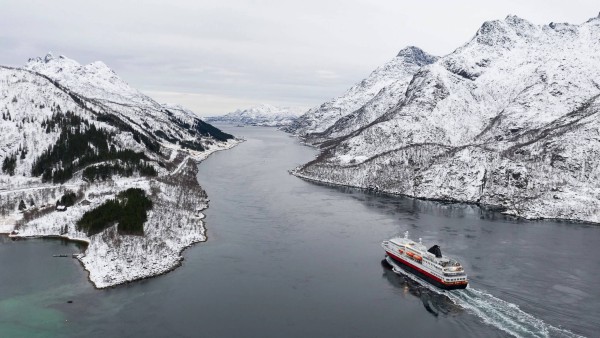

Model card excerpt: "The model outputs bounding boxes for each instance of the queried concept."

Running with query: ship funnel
[428,245,442,258]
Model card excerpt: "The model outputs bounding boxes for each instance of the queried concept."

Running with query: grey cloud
[1,0,598,115]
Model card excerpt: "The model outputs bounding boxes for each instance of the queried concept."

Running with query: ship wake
[385,257,582,338]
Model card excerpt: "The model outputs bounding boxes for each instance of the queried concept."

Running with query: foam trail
[385,257,583,338]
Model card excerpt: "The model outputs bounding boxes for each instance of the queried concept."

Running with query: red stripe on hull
[385,250,467,289]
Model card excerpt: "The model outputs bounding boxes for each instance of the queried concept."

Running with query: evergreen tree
[58,191,77,207]
[2,154,17,175]
[30,112,157,183]
[77,188,151,236]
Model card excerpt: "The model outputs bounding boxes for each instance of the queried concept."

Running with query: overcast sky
[1,1,598,116]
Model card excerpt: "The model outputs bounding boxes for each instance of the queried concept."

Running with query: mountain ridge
[292,13,600,224]
[285,46,438,137]
[206,103,304,127]
[0,53,239,288]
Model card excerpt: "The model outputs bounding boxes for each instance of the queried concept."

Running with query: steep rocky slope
[294,14,600,223]
[0,53,239,287]
[285,46,438,139]
[205,103,303,127]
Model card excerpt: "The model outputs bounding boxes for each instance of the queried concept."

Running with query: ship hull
[385,251,468,291]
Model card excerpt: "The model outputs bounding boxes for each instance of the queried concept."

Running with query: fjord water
[1,126,599,337]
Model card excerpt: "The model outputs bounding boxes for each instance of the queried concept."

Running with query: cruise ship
[381,232,468,290]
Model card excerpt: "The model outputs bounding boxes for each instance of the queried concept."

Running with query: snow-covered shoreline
[0,52,244,289]
[288,14,600,227]
[291,168,600,226]
[2,139,242,289]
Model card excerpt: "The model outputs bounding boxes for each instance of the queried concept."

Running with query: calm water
[1,126,599,337]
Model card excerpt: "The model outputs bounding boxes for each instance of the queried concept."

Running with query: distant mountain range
[290,13,600,224]
[206,103,304,127]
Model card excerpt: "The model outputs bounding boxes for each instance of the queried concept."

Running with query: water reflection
[1,234,86,251]
[307,180,528,223]
[380,259,462,318]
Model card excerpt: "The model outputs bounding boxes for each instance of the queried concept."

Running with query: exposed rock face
[293,15,600,223]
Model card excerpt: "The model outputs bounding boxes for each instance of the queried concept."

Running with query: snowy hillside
[295,14,600,224]
[23,53,233,154]
[205,103,303,127]
[0,53,240,288]
[285,46,438,137]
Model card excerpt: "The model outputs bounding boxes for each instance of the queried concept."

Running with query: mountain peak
[26,52,81,69]
[475,15,538,46]
[27,52,57,64]
[44,52,54,62]
[24,53,119,80]
[504,14,536,31]
[396,46,438,66]
[504,14,524,22]
[583,12,600,24]
[397,46,422,56]
[475,19,516,47]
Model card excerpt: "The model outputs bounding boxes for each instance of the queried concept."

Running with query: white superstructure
[382,231,468,290]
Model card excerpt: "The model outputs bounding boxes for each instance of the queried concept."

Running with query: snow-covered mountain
[285,46,438,138]
[0,53,239,287]
[294,14,600,224]
[205,103,303,127]
[23,53,233,153]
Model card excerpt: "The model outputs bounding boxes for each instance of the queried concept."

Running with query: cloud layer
[1,0,598,115]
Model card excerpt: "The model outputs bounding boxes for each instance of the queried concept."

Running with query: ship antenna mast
[404,231,409,239]
[419,238,422,245]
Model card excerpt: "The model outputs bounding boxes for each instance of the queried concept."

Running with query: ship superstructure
[382,232,468,290]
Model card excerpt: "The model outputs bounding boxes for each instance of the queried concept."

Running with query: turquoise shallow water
[1,126,599,338]
[0,236,87,338]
